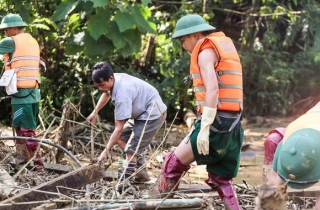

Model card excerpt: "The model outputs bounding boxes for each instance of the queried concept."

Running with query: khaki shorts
[190,116,244,178]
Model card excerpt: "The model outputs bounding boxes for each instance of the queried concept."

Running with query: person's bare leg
[174,135,195,165]
[117,139,127,150]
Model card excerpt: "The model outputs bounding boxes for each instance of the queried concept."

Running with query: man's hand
[197,106,217,155]
[255,184,287,210]
[98,148,109,162]
[87,112,97,124]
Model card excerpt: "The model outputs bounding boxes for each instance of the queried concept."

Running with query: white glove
[197,106,217,155]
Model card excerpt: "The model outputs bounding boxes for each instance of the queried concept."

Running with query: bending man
[87,61,167,183]
[258,101,320,209]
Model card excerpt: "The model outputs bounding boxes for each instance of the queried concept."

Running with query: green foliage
[0,0,320,126]
[51,0,79,22]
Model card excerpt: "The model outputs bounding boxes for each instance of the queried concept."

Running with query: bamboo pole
[96,198,204,209]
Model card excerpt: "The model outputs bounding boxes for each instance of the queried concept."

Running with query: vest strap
[219,98,243,103]
[196,98,243,107]
[195,100,205,106]
[216,70,242,76]
[219,84,243,89]
[15,66,40,71]
[191,73,201,78]
[197,109,242,133]
[17,76,39,81]
[6,56,46,71]
[194,86,206,92]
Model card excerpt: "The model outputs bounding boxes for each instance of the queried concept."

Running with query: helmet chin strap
[277,172,319,185]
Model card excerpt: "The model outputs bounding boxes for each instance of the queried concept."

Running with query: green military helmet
[275,128,320,189]
[0,14,28,30]
[172,14,215,39]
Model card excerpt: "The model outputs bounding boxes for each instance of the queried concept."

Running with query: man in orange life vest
[150,14,244,209]
[258,102,320,208]
[0,14,45,171]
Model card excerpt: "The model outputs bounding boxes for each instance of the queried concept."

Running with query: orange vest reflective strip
[190,32,243,113]
[4,33,46,88]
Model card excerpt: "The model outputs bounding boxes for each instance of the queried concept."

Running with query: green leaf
[114,12,135,32]
[65,32,85,55]
[106,21,127,49]
[84,33,112,56]
[87,8,111,40]
[19,6,30,22]
[141,0,152,6]
[51,0,79,21]
[30,23,50,30]
[130,5,156,33]
[118,43,134,57]
[67,13,81,32]
[14,0,23,10]
[121,29,141,52]
[78,0,94,12]
[65,42,84,55]
[89,0,107,8]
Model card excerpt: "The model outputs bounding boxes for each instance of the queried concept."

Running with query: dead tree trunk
[54,100,77,163]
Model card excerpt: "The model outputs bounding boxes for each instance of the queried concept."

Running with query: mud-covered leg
[14,128,29,170]
[22,128,45,171]
[206,173,241,210]
[15,141,29,170]
[149,151,190,198]
[262,128,285,184]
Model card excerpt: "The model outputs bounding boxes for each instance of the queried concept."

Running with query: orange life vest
[190,32,243,113]
[282,102,320,143]
[4,33,45,88]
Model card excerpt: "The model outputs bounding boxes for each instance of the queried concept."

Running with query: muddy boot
[26,141,45,171]
[134,157,150,183]
[206,173,241,210]
[15,140,29,170]
[262,128,285,184]
[149,151,190,199]
[118,159,136,181]
[117,159,137,194]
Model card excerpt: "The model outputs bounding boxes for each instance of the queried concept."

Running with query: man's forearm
[106,120,125,151]
[94,93,110,114]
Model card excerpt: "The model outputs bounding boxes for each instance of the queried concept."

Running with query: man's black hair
[91,61,114,83]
